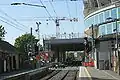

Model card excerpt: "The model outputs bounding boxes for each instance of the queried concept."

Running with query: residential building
[0,41,19,73]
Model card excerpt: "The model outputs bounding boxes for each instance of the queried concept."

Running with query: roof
[0,40,17,54]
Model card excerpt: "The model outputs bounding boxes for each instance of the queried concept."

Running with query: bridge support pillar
[57,47,59,62]
[60,52,63,62]
[63,52,65,62]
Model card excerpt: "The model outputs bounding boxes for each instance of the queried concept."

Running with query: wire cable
[39,0,55,21]
[65,0,71,18]
[49,0,58,17]
[0,16,26,30]
[65,0,75,32]
[75,1,77,17]
[0,9,28,30]
[0,19,25,31]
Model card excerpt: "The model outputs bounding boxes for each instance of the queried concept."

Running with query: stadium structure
[83,0,120,74]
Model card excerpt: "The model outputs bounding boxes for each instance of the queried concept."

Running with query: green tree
[14,33,36,53]
[0,25,6,40]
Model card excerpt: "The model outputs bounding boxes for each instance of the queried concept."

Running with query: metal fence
[41,32,85,40]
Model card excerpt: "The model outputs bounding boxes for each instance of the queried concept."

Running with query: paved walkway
[86,67,120,80]
[78,66,92,80]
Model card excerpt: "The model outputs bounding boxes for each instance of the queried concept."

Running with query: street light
[11,2,46,8]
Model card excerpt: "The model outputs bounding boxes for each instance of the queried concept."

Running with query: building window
[118,23,120,32]
[105,10,110,19]
[100,25,106,35]
[106,23,112,34]
[111,8,117,19]
[99,13,104,23]
[89,17,92,26]
[95,14,99,24]
[91,16,94,24]
[118,8,120,18]
[85,20,87,28]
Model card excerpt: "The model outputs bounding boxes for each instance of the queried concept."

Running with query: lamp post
[91,24,94,59]
[11,3,46,8]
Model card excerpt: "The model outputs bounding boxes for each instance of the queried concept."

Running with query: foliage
[14,33,36,53]
[0,25,6,40]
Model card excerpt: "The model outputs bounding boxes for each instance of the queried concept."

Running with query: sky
[0,0,85,45]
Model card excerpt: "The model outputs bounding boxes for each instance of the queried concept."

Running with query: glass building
[83,0,120,74]
[83,0,120,38]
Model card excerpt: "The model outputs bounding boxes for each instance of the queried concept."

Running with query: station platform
[78,66,120,80]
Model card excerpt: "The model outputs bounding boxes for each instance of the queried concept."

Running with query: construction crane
[46,17,78,38]
[16,16,79,38]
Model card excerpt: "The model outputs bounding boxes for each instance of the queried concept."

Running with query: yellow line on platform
[85,67,92,80]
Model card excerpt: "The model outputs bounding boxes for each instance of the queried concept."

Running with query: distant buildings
[83,0,120,74]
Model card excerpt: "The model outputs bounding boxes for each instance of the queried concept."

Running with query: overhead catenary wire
[65,0,71,18]
[0,9,28,30]
[39,0,55,21]
[65,0,75,32]
[75,1,77,17]
[0,0,81,6]
[49,0,58,17]
[0,16,26,30]
[0,19,25,31]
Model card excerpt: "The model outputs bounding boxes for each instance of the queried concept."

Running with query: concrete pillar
[4,60,7,72]
[7,56,10,72]
[54,50,59,62]
[57,48,59,62]
[60,52,63,62]
[59,52,61,62]
[11,55,14,70]
[65,52,68,61]
[61,52,63,62]
[63,52,65,62]
[15,55,19,69]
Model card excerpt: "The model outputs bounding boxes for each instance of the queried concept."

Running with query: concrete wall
[94,41,110,69]
[94,40,117,70]
[99,41,109,60]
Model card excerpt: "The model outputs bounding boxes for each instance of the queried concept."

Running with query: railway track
[40,70,78,80]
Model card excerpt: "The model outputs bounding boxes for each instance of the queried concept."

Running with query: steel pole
[115,19,118,54]
[30,27,33,55]
[115,19,119,74]
[91,24,94,59]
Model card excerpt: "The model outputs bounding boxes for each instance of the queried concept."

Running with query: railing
[42,32,85,40]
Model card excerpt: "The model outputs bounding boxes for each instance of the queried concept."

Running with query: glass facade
[84,7,120,36]
[106,23,112,34]
[99,25,106,35]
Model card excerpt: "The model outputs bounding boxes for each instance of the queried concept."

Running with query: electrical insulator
[70,19,72,22]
